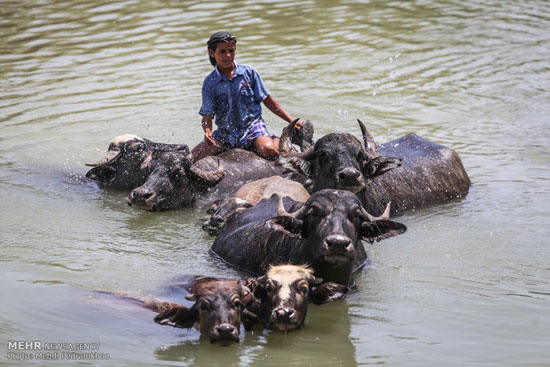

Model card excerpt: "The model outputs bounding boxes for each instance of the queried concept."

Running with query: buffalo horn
[357,119,379,158]
[85,150,120,167]
[189,158,225,184]
[276,195,306,218]
[279,118,300,157]
[361,202,391,222]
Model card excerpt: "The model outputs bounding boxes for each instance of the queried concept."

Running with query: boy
[191,31,301,162]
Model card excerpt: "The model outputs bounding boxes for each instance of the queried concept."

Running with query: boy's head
[207,31,237,66]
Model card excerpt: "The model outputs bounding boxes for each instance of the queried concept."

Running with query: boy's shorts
[213,118,273,149]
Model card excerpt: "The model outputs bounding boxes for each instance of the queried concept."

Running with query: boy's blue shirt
[199,61,270,146]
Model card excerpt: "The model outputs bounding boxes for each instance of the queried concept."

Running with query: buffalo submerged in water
[279,119,471,216]
[211,190,407,287]
[91,264,344,343]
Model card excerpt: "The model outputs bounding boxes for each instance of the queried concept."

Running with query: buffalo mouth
[323,253,353,265]
[321,235,355,265]
[86,165,116,185]
[209,324,240,345]
[335,180,366,194]
[127,190,164,211]
[271,321,302,332]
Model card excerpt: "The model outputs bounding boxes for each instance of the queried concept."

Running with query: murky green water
[1,1,549,366]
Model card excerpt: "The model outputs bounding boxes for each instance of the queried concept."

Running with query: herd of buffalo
[86,120,471,344]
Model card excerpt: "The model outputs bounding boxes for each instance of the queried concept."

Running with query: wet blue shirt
[199,62,270,146]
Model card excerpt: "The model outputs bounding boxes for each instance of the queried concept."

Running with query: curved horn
[357,119,379,158]
[361,202,391,222]
[279,118,300,157]
[189,158,225,184]
[85,150,121,167]
[277,195,307,218]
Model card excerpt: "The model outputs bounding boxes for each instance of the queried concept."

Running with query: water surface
[1,1,549,366]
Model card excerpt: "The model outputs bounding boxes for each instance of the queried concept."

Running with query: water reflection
[153,301,358,367]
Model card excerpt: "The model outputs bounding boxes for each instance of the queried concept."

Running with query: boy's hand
[204,130,216,146]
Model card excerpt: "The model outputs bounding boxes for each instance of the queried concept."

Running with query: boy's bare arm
[263,95,294,124]
[201,114,215,145]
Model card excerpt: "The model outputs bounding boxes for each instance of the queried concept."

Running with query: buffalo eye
[232,298,244,309]
[349,206,361,221]
[206,204,218,215]
[170,167,186,180]
[264,282,273,294]
[199,299,210,311]
[317,151,329,164]
[356,151,366,163]
[309,204,325,218]
[300,285,309,294]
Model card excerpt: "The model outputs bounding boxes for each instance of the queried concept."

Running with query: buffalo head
[154,278,256,344]
[128,151,224,211]
[279,120,402,193]
[249,265,319,331]
[85,135,189,189]
[269,190,406,286]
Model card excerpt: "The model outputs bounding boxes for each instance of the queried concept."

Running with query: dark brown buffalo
[97,278,255,344]
[211,190,406,286]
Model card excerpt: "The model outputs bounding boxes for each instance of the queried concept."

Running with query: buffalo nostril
[131,188,153,200]
[274,307,295,321]
[325,235,352,249]
[338,168,360,181]
[216,324,236,335]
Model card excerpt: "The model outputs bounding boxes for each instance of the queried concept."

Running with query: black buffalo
[278,119,402,194]
[211,190,406,286]
[280,119,471,216]
[127,146,306,211]
[202,175,310,235]
[85,134,190,190]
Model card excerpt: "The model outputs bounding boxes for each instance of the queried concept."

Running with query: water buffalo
[91,265,342,341]
[280,119,471,216]
[202,175,310,235]
[211,190,407,286]
[127,145,308,211]
[361,132,471,216]
[85,134,190,190]
[94,278,255,344]
[278,119,403,194]
[248,264,347,331]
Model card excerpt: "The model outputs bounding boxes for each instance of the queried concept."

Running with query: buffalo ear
[310,282,348,305]
[266,216,303,234]
[154,304,198,329]
[363,156,402,178]
[361,219,407,243]
[251,275,267,299]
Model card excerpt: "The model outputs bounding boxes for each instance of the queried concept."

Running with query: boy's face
[209,41,236,70]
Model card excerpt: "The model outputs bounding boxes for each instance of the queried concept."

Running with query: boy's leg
[252,136,279,160]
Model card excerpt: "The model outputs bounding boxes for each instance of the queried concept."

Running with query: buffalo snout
[272,307,296,324]
[336,167,365,192]
[211,323,239,344]
[323,234,355,263]
[202,215,226,235]
[128,187,155,206]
